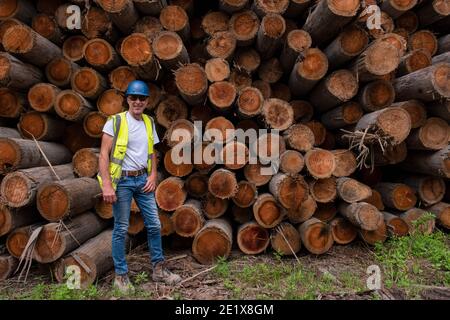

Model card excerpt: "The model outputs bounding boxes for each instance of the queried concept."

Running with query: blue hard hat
[126,80,150,97]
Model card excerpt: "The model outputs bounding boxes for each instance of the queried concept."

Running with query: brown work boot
[152,262,182,285]
[113,274,135,295]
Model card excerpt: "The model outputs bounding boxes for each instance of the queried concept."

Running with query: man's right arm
[99,133,117,203]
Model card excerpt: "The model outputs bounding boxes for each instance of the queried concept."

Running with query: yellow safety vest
[97,111,154,190]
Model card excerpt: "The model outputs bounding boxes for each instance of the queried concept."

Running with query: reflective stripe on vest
[97,111,154,190]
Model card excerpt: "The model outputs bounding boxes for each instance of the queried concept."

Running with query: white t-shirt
[103,112,160,171]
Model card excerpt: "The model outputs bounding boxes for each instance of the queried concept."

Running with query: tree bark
[338,201,383,231]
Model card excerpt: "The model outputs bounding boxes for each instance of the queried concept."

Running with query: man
[98,80,181,294]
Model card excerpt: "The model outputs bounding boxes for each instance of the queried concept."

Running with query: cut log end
[237,222,270,254]
[327,70,359,102]
[120,33,153,66]
[208,169,238,199]
[155,177,187,211]
[314,203,337,222]
[63,35,87,62]
[332,150,357,177]
[279,150,304,175]
[205,58,230,82]
[3,25,34,53]
[299,218,334,255]
[310,177,337,204]
[97,89,124,116]
[0,172,29,207]
[84,112,106,138]
[172,202,204,237]
[37,184,69,221]
[270,222,301,255]
[340,25,369,56]
[237,86,263,117]
[409,30,438,56]
[365,41,401,76]
[331,217,357,245]
[203,194,228,219]
[208,81,237,110]
[73,148,99,178]
[384,212,409,237]
[71,68,102,97]
[0,88,22,118]
[296,48,329,80]
[253,193,283,228]
[28,83,58,112]
[0,138,19,172]
[376,107,412,144]
[305,149,336,179]
[34,224,64,263]
[185,173,209,198]
[360,220,387,245]
[192,219,232,265]
[175,63,208,96]
[153,31,184,62]
[109,67,136,92]
[262,98,294,131]
[229,10,259,43]
[6,228,31,258]
[159,5,189,33]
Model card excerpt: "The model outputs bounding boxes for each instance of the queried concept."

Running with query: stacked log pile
[0,0,449,286]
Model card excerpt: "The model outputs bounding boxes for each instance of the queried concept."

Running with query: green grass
[374,214,450,292]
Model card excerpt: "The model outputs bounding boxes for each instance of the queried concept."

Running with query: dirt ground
[1,235,448,300]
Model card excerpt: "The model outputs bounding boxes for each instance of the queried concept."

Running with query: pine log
[185,172,208,199]
[269,173,308,210]
[336,177,372,203]
[271,82,291,101]
[409,30,438,56]
[367,11,395,39]
[231,181,257,208]
[291,100,314,123]
[258,58,283,84]
[28,83,60,113]
[219,0,249,13]
[0,127,20,139]
[400,207,435,235]
[108,66,136,93]
[0,253,18,280]
[83,38,121,73]
[427,202,450,229]
[351,40,401,82]
[373,141,408,165]
[279,150,304,176]
[298,217,334,255]
[261,98,293,131]
[289,48,328,96]
[174,63,208,106]
[159,5,190,42]
[253,193,284,228]
[32,13,63,45]
[304,149,336,179]
[231,205,251,224]
[402,174,446,206]
[397,49,432,77]
[399,145,449,178]
[427,99,449,122]
[243,162,273,187]
[302,0,360,46]
[172,199,205,237]
[34,211,109,263]
[95,0,139,34]
[46,57,79,88]
[359,220,388,245]
[18,111,66,141]
[236,86,263,118]
[155,177,186,211]
[201,11,229,37]
[134,0,167,15]
[83,112,107,138]
[381,0,417,19]
[0,0,36,22]
[120,33,160,81]
[237,221,269,255]
[330,217,357,245]
[383,211,409,236]
[355,107,412,145]
[159,210,174,236]
[55,90,96,122]
[338,201,383,231]
[206,31,236,61]
[208,81,237,112]
[203,193,228,219]
[311,70,358,114]
[391,100,427,129]
[73,148,99,178]
[165,119,195,148]
[417,0,449,26]
[256,13,285,59]
[308,177,336,204]
[71,67,107,100]
[208,168,238,200]
[0,52,43,90]
[153,31,189,70]
[204,116,235,144]
[205,58,230,83]
[287,193,317,224]
[0,204,41,237]
[81,6,119,42]
[97,89,125,116]
[304,121,326,147]
[53,229,114,288]
[228,10,259,47]
[6,222,44,258]
[331,149,357,178]
[164,147,193,177]
[0,138,72,174]
[0,88,26,119]
[395,10,418,33]
[270,222,301,255]
[358,80,395,112]
[233,48,260,75]
[252,0,289,17]
[313,203,337,222]
[2,24,61,67]
[364,189,385,211]
[285,0,311,18]
[62,35,88,62]
[324,24,369,70]
[375,182,417,210]
[193,142,216,174]
[63,123,100,154]
[192,218,232,264]
[0,163,74,208]
[406,117,449,150]
[229,68,252,90]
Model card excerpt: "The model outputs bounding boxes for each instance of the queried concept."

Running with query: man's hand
[102,184,117,203]
[142,173,157,193]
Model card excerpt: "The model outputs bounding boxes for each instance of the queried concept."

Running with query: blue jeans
[112,173,164,275]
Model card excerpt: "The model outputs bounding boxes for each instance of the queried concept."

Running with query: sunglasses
[128,95,148,102]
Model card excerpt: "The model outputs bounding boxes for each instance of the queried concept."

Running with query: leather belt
[121,168,147,177]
